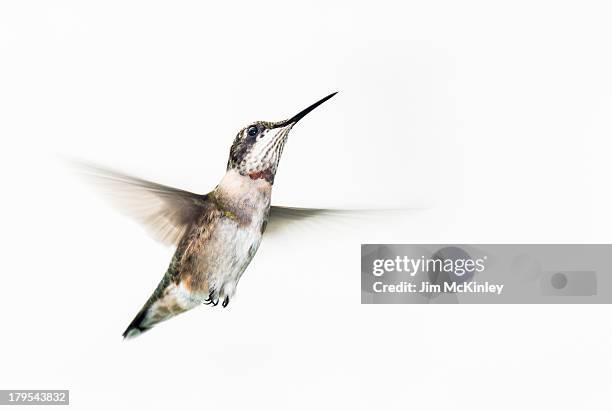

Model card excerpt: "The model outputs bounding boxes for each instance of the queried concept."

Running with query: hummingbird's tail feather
[122,288,170,339]
[122,306,152,339]
[122,270,201,339]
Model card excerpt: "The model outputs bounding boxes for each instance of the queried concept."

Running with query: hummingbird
[77,92,337,338]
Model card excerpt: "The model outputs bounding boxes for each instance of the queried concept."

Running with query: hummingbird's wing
[71,161,208,246]
[267,206,411,234]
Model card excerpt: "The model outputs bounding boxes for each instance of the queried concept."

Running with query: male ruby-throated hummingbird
[78,92,337,338]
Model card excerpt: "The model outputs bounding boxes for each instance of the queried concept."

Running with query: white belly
[211,215,264,300]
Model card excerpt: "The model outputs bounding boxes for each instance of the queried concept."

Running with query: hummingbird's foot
[203,289,218,306]
[222,296,229,308]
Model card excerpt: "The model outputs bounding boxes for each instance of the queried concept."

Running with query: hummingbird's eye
[247,126,258,137]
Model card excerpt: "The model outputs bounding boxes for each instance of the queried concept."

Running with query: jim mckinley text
[371,256,504,295]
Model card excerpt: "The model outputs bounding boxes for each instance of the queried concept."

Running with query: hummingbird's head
[227,92,337,184]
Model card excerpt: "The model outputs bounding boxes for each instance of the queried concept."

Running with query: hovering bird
[78,92,337,338]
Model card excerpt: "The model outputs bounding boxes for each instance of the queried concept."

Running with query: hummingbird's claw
[222,296,229,308]
[203,289,217,305]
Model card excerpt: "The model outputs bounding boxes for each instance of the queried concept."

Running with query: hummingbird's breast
[214,169,273,225]
[173,169,272,304]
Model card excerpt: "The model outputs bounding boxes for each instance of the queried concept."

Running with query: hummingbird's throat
[248,168,274,183]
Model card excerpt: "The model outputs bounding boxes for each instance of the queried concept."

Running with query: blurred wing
[72,161,208,246]
[267,206,412,234]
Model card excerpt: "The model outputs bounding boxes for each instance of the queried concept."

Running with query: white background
[1,1,611,410]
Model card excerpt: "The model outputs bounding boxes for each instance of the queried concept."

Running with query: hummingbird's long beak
[278,92,337,127]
